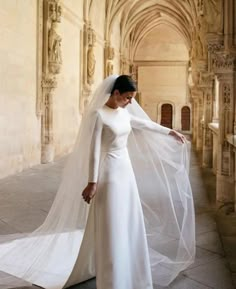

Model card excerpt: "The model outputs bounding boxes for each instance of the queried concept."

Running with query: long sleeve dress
[65,104,171,289]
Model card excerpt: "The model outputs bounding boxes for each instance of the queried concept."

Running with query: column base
[41,144,54,164]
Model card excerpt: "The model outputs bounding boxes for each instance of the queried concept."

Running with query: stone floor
[0,149,235,289]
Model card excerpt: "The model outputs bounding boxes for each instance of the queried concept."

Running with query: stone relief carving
[87,27,96,85]
[207,42,224,54]
[221,83,232,176]
[48,0,61,22]
[106,61,114,76]
[197,0,204,15]
[104,44,114,77]
[40,0,62,163]
[223,83,231,111]
[212,54,236,72]
[105,45,115,60]
[204,0,223,33]
[200,73,213,87]
[48,22,62,74]
[87,46,96,83]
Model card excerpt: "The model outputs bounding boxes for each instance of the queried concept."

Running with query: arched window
[181,106,190,131]
[161,104,173,129]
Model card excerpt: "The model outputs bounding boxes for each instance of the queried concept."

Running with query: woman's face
[114,90,136,108]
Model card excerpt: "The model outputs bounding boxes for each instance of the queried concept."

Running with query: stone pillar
[41,76,57,163]
[41,0,62,163]
[201,73,214,167]
[211,53,235,205]
[191,60,207,151]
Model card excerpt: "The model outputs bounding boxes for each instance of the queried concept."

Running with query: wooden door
[161,104,173,129]
[181,106,190,131]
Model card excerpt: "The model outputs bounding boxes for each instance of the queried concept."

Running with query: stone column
[41,76,57,163]
[41,0,62,163]
[191,60,207,151]
[211,53,235,205]
[201,73,214,167]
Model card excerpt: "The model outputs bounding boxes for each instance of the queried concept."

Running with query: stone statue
[48,22,62,64]
[107,61,113,76]
[204,0,223,32]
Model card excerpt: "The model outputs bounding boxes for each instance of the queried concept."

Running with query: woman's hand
[169,130,186,143]
[82,183,97,204]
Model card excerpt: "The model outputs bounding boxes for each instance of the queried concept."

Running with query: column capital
[212,53,236,74]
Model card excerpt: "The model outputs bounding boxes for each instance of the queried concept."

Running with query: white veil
[0,75,195,288]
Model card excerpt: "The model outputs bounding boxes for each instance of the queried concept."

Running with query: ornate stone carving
[48,0,62,22]
[48,22,62,74]
[207,42,224,53]
[106,61,113,76]
[41,75,57,163]
[87,46,96,83]
[212,54,236,72]
[200,73,214,87]
[40,0,62,163]
[223,83,231,111]
[105,45,115,60]
[87,27,96,85]
[197,0,204,15]
[41,75,57,89]
[203,0,223,33]
[104,44,114,77]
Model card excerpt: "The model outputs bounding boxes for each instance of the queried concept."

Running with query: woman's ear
[113,89,120,97]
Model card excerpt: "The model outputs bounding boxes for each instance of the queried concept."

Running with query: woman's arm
[130,114,171,135]
[82,112,103,204]
[130,114,186,143]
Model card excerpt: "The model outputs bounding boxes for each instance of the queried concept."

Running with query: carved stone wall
[104,43,115,77]
[40,0,63,163]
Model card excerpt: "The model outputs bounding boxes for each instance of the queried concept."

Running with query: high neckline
[104,104,121,110]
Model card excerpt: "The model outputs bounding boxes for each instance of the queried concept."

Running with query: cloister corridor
[1,0,236,289]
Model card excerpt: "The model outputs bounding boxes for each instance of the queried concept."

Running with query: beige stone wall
[0,0,86,178]
[0,1,40,178]
[135,25,190,130]
[53,1,83,156]
[138,65,189,130]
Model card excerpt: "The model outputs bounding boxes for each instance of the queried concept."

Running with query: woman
[76,75,190,289]
[0,75,195,289]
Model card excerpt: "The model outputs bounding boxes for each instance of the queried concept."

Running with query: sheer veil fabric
[0,75,195,288]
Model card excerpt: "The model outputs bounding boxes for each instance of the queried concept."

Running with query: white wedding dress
[0,75,195,289]
[65,105,170,289]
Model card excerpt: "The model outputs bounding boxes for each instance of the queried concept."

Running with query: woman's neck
[105,98,118,109]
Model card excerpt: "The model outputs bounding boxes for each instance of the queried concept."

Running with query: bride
[0,75,195,289]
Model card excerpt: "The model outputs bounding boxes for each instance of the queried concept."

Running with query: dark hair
[111,75,136,95]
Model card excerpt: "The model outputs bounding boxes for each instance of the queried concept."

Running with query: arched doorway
[161,104,173,129]
[181,106,190,131]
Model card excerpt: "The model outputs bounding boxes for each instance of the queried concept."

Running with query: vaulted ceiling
[104,0,198,59]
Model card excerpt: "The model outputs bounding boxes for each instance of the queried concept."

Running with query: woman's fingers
[82,189,96,204]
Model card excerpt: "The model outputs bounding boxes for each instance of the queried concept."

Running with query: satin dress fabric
[65,105,170,289]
